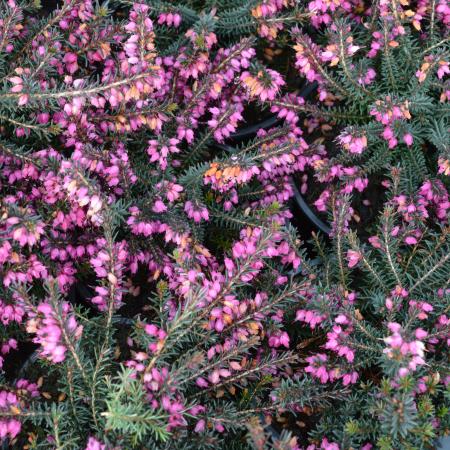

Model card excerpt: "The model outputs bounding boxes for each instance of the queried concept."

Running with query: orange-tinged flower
[251,4,262,18]
[204,162,219,178]
[312,159,326,170]
[438,158,450,176]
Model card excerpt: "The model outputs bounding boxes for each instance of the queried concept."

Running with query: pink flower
[194,419,206,432]
[358,68,376,85]
[296,309,327,329]
[383,323,426,376]
[268,331,290,348]
[184,201,209,223]
[145,324,158,336]
[415,328,428,339]
[240,68,285,102]
[18,94,28,106]
[437,61,450,79]
[63,53,79,74]
[158,12,182,27]
[342,371,358,385]
[85,437,105,450]
[9,76,23,92]
[25,299,82,363]
[346,250,362,268]
[405,236,417,245]
[368,236,382,248]
[196,377,208,388]
[403,133,413,146]
[335,315,349,325]
[152,200,167,213]
[337,131,367,154]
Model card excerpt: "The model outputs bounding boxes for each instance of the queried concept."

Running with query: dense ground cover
[0,0,449,448]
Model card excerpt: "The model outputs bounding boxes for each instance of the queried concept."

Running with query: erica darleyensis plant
[118,0,311,43]
[269,0,449,222]
[276,172,449,449]
[0,0,449,449]
[0,0,318,447]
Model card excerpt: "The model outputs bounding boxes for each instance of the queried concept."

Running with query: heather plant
[145,0,450,227]
[0,0,297,327]
[272,172,450,449]
[119,0,309,43]
[0,0,449,449]
[0,0,316,447]
[4,219,313,448]
[268,0,450,224]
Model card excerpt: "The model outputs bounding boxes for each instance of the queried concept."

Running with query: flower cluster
[0,379,39,441]
[24,298,83,364]
[0,0,448,448]
[271,0,449,230]
[383,322,426,377]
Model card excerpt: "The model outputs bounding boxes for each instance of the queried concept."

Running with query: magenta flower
[346,250,362,268]
[337,131,367,154]
[184,201,209,223]
[85,437,105,450]
[25,300,83,364]
[403,133,413,146]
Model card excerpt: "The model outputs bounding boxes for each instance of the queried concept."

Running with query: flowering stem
[248,141,297,163]
[179,338,257,386]
[226,282,307,333]
[143,232,274,376]
[90,216,121,429]
[8,0,79,66]
[389,0,402,26]
[337,28,373,98]
[190,353,297,399]
[271,100,369,122]
[348,234,385,289]
[47,282,90,386]
[91,105,169,123]
[368,0,381,33]
[184,110,235,166]
[429,0,437,38]
[350,316,383,342]
[51,411,63,450]
[332,196,348,290]
[0,142,39,167]
[0,115,51,133]
[0,410,51,419]
[264,12,312,25]
[0,6,17,53]
[0,0,80,84]
[209,208,261,228]
[66,366,80,428]
[1,71,159,102]
[142,295,199,376]
[295,33,349,97]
